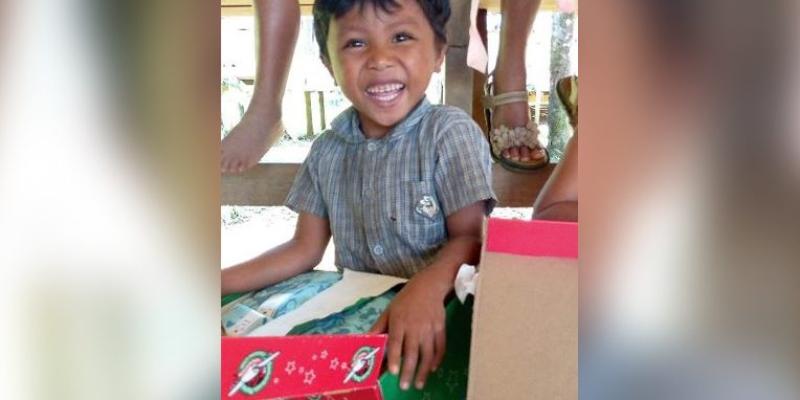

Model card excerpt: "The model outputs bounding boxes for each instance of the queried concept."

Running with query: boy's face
[324,0,446,138]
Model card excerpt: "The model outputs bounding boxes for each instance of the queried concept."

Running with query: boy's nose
[367,46,395,70]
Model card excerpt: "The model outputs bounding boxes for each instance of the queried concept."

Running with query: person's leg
[221,0,300,174]
[491,0,546,163]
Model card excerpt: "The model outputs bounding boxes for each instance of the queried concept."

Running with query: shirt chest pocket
[387,180,446,248]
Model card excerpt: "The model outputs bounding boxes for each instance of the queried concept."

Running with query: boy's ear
[434,44,447,73]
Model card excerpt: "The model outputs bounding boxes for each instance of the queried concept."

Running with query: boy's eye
[393,32,414,43]
[343,39,365,49]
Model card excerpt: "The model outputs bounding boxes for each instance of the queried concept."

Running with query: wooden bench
[222,163,553,207]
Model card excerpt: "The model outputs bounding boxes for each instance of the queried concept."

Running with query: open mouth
[365,82,406,104]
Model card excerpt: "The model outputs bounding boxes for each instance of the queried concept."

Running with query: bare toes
[519,147,531,162]
[531,147,546,161]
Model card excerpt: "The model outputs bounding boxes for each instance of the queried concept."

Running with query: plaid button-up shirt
[286,99,496,278]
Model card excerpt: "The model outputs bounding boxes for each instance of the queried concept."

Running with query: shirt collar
[331,97,431,144]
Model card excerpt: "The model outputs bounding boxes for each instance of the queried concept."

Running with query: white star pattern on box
[273,378,279,384]
[329,357,340,370]
[340,362,348,371]
[284,361,297,375]
[312,354,318,361]
[320,350,328,360]
[303,369,316,385]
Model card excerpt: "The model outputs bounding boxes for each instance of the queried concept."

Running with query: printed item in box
[467,218,578,399]
[240,271,341,319]
[222,271,342,336]
[289,292,396,335]
[223,303,269,337]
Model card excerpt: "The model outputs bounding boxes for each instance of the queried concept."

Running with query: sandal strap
[482,90,529,109]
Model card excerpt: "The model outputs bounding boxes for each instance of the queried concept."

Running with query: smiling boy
[222,0,495,391]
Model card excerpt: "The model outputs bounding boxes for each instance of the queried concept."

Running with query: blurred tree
[547,12,575,162]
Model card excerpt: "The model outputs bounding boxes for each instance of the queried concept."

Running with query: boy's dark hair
[313,0,450,63]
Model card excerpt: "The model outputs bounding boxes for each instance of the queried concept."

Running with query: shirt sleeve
[434,115,497,216]
[285,142,328,218]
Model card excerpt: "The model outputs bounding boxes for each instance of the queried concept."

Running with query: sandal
[482,80,550,173]
[556,75,578,129]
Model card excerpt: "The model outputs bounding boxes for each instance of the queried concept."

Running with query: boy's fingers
[386,324,404,376]
[399,336,419,391]
[414,336,434,390]
[368,312,388,334]
[433,325,446,371]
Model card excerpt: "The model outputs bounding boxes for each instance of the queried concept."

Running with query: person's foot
[491,98,547,163]
[491,66,547,165]
[221,114,284,174]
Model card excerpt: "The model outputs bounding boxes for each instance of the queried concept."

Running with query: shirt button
[372,244,384,256]
[367,142,377,151]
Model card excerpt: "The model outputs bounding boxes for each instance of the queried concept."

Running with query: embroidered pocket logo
[415,195,439,220]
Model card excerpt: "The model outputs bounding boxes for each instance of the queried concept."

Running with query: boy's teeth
[366,83,404,94]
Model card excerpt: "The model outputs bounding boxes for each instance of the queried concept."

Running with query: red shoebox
[222,335,387,399]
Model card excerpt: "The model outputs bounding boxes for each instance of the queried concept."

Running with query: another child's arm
[221,212,331,295]
[370,201,485,391]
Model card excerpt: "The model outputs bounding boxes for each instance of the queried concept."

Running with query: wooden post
[318,91,326,130]
[444,0,473,113]
[471,8,489,133]
[304,90,313,136]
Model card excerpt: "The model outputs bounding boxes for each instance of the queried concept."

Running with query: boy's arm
[370,201,485,391]
[221,212,331,295]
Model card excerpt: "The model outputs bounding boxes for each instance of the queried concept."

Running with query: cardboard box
[467,218,578,399]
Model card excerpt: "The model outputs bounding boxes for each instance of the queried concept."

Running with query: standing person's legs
[490,0,547,165]
[222,0,300,174]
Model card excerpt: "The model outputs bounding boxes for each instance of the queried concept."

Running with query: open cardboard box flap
[467,218,578,399]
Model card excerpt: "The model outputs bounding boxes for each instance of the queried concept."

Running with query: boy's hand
[368,202,485,390]
[369,270,448,391]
